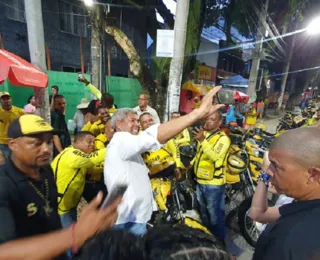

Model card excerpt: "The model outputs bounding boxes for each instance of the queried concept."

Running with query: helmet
[255,123,266,131]
[227,154,247,174]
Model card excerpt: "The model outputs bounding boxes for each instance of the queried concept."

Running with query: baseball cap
[8,115,61,139]
[0,92,11,98]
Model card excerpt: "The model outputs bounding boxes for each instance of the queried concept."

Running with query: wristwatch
[258,171,271,187]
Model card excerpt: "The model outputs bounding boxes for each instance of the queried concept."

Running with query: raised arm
[157,87,224,144]
[0,193,121,260]
[249,151,281,223]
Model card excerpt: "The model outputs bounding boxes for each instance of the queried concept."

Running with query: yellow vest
[82,119,104,136]
[108,106,117,117]
[193,131,230,186]
[174,128,191,147]
[95,133,108,150]
[51,146,106,214]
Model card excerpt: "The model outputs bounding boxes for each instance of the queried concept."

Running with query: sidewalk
[256,109,282,133]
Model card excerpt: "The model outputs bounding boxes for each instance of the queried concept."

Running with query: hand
[175,168,182,181]
[78,76,89,85]
[194,86,225,120]
[186,164,193,172]
[88,114,99,124]
[74,192,121,247]
[192,127,205,142]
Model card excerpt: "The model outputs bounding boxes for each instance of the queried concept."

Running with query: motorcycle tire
[238,197,259,247]
[238,197,275,247]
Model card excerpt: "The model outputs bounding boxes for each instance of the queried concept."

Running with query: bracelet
[258,171,271,187]
[71,223,78,254]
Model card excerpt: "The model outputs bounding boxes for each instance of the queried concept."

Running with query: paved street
[226,113,281,260]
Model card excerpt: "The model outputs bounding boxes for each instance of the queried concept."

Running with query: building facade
[1,0,147,76]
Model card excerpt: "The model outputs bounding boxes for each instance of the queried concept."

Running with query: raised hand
[196,86,225,120]
[74,192,121,247]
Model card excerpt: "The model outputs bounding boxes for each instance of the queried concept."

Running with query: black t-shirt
[253,199,320,260]
[0,160,62,244]
[51,110,71,157]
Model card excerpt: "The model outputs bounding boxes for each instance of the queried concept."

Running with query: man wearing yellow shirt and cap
[0,92,24,159]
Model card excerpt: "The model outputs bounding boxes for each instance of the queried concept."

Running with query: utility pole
[24,0,50,122]
[90,5,104,92]
[276,31,296,114]
[247,0,269,101]
[165,0,190,121]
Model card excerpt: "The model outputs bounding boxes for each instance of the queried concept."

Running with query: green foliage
[183,0,204,81]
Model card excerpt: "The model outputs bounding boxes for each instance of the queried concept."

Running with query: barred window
[59,0,88,37]
[5,0,25,23]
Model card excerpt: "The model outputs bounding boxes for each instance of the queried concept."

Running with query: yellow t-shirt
[0,106,25,144]
[245,108,257,125]
[82,120,104,136]
[95,133,108,150]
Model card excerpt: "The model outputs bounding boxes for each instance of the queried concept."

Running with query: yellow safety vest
[193,131,231,186]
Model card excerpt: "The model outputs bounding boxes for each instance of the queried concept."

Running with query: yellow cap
[0,92,10,98]
[8,115,60,138]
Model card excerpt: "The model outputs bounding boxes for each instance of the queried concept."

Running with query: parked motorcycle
[150,176,210,234]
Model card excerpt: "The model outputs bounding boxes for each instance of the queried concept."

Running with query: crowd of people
[0,80,319,260]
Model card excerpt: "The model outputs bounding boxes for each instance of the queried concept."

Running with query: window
[59,0,88,37]
[61,66,83,72]
[5,0,25,22]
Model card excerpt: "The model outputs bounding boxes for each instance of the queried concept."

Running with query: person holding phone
[191,111,231,241]
[104,87,225,236]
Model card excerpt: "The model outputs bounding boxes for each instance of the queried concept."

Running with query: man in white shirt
[133,93,160,124]
[105,87,224,236]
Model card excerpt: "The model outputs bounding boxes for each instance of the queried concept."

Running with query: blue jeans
[196,184,226,240]
[0,144,10,160]
[59,209,77,259]
[113,222,147,236]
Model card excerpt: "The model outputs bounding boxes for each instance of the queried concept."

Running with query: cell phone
[192,121,203,131]
[77,73,83,80]
[214,89,235,105]
[100,184,128,209]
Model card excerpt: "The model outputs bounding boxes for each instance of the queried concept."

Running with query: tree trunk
[105,26,158,107]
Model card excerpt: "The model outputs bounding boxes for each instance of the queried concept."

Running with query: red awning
[0,50,48,88]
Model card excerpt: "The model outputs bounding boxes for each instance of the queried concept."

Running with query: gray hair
[111,108,137,129]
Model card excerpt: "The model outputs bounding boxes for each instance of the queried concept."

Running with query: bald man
[253,127,320,260]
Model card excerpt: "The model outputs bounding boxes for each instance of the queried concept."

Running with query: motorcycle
[276,112,306,132]
[150,176,210,235]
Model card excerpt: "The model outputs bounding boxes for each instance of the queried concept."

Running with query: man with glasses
[133,93,160,124]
